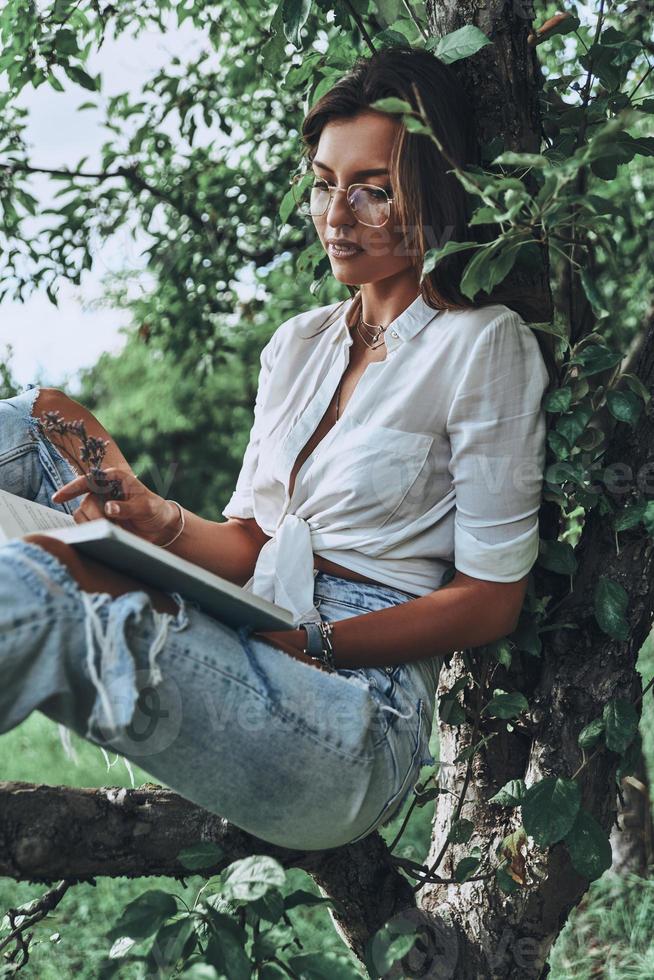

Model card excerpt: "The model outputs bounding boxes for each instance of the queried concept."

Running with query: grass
[0,710,437,978]
[1,632,653,978]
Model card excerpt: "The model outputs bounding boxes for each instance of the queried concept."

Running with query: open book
[0,488,295,630]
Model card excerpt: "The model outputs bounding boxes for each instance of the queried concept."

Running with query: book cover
[0,488,294,631]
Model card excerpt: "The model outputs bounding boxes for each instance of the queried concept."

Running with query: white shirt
[222,291,550,638]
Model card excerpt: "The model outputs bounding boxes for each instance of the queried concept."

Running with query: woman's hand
[51,465,181,546]
[251,629,332,672]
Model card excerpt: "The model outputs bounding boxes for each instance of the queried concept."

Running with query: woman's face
[311,111,414,287]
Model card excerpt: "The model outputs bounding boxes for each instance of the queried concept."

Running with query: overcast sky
[3,17,207,392]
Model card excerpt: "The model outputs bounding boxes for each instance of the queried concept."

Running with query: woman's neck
[356,279,422,329]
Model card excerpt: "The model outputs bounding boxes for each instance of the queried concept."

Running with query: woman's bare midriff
[312,552,389,588]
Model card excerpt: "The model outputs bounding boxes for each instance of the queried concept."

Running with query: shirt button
[385,665,394,674]
[390,330,398,338]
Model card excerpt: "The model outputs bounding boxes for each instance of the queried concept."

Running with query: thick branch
[0,779,418,963]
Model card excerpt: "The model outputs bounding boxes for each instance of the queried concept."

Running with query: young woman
[0,46,552,851]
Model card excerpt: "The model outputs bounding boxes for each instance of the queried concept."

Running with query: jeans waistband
[313,570,417,609]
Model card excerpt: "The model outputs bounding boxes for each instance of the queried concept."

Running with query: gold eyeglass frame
[289,172,395,228]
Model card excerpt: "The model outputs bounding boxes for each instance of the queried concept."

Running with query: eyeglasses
[289,172,395,227]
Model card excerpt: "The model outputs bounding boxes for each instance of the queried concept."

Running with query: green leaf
[63,63,98,91]
[47,70,65,92]
[288,950,364,979]
[492,151,551,169]
[564,808,612,881]
[606,389,643,426]
[510,618,542,657]
[547,431,570,460]
[544,386,572,413]
[621,372,651,404]
[222,855,286,902]
[431,25,493,64]
[488,779,527,806]
[369,97,414,114]
[614,502,647,532]
[402,114,434,136]
[555,402,593,445]
[278,185,297,225]
[469,205,500,225]
[496,865,518,893]
[421,239,477,276]
[571,343,622,376]
[281,0,312,49]
[489,638,512,668]
[248,888,285,923]
[454,854,481,882]
[460,239,520,301]
[145,916,195,972]
[483,691,528,720]
[439,693,467,725]
[284,888,342,913]
[204,911,251,980]
[448,818,475,844]
[54,29,79,56]
[578,717,605,750]
[544,459,587,488]
[603,698,639,754]
[594,576,629,641]
[538,538,577,576]
[177,841,224,870]
[522,777,581,847]
[580,269,609,316]
[107,889,177,942]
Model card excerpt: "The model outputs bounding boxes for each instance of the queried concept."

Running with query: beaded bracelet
[160,499,185,548]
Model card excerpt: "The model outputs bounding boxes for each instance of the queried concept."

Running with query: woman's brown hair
[296,43,557,388]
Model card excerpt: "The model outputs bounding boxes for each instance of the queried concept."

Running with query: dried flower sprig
[34,410,125,501]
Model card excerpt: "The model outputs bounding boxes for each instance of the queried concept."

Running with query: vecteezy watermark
[89,666,184,758]
[366,907,460,979]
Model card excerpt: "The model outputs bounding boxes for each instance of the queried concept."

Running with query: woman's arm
[160,512,271,587]
[41,390,272,586]
[255,570,528,668]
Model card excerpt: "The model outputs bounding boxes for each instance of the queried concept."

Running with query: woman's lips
[328,242,364,258]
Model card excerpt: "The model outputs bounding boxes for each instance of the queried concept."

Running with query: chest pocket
[303,413,433,521]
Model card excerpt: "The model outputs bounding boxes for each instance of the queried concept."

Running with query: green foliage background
[1,0,654,976]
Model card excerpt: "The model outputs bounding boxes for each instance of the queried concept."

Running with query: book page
[0,488,75,544]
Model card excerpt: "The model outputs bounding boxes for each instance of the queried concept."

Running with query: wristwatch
[299,620,336,671]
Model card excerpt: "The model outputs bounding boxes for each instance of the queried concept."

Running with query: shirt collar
[330,291,443,353]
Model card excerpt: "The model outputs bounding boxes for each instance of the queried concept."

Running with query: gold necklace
[356,309,387,349]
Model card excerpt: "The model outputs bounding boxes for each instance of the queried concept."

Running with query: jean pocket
[345,697,425,845]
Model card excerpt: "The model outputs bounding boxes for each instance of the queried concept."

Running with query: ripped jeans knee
[78,588,190,752]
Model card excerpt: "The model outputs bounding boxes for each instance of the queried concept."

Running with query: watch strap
[299,621,324,657]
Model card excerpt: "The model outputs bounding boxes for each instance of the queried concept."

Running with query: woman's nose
[325,187,356,226]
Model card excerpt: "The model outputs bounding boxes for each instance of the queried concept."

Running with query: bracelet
[299,620,336,671]
[160,499,185,548]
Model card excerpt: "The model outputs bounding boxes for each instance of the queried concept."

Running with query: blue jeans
[0,384,437,851]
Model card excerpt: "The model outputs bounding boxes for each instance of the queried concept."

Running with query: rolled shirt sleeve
[221,332,277,520]
[445,309,550,582]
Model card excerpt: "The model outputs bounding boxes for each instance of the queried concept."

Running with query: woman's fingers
[52,475,95,504]
[51,466,131,504]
